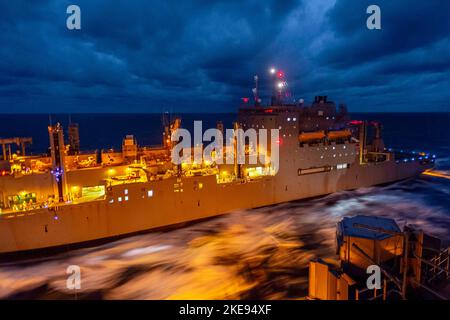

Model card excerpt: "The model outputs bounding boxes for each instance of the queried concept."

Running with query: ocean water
[0,113,449,299]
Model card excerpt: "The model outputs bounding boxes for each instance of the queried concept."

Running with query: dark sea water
[0,113,449,299]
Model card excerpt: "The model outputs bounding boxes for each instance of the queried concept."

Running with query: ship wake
[0,175,449,299]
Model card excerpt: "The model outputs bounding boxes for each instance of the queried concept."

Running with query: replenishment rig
[308,215,449,300]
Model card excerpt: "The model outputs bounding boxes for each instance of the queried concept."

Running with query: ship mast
[253,75,260,107]
[269,67,287,106]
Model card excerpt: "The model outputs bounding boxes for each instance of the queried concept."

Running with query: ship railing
[0,195,109,218]
[424,247,450,283]
[355,279,403,300]
[0,200,51,215]
[107,177,146,186]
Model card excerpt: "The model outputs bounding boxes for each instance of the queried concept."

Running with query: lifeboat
[327,129,351,140]
[298,131,326,142]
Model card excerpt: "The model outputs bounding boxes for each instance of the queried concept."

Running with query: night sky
[0,0,449,113]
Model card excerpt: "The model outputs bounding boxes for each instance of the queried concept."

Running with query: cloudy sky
[0,0,449,113]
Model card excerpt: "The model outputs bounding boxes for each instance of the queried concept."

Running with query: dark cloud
[0,0,449,112]
[322,0,450,68]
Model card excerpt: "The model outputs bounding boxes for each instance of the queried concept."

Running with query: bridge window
[336,164,349,170]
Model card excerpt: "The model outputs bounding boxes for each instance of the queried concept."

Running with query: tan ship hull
[0,160,429,255]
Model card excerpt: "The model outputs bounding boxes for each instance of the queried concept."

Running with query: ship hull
[0,160,430,255]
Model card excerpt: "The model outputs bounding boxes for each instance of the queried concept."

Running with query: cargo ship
[0,70,435,255]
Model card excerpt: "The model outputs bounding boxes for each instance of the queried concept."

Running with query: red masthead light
[277,71,284,78]
[241,97,249,103]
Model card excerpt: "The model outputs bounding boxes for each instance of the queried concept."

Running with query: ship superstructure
[0,71,435,255]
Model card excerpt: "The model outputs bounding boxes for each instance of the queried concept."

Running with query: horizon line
[1,111,450,115]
